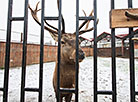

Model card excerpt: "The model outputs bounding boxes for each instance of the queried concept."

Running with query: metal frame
[93,0,137,102]
[1,0,137,102]
[56,0,95,102]
[1,0,95,102]
[128,1,136,102]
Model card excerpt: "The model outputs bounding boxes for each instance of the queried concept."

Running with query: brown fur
[53,34,85,102]
[29,2,96,101]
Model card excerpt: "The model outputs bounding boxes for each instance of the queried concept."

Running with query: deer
[29,1,98,102]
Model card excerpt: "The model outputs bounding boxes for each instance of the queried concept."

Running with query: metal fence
[0,0,96,102]
[93,0,137,102]
[0,0,137,102]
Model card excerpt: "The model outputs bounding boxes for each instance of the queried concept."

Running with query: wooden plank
[110,8,138,28]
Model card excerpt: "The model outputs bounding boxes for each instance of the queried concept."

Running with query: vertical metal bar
[129,29,135,102]
[57,0,62,102]
[38,0,45,102]
[93,0,98,101]
[128,0,132,8]
[20,0,29,102]
[111,0,117,102]
[128,1,135,102]
[3,0,13,102]
[75,0,79,101]
[111,28,117,102]
[111,0,114,10]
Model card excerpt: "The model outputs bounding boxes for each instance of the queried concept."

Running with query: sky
[0,0,138,44]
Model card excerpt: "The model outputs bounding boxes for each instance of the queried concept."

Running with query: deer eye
[61,41,65,44]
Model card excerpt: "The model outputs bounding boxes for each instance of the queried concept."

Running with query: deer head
[29,1,98,64]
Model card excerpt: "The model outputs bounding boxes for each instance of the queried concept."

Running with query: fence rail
[0,0,137,102]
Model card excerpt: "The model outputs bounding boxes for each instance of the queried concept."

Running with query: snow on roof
[80,29,138,42]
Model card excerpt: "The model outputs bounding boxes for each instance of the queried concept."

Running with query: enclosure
[0,0,138,102]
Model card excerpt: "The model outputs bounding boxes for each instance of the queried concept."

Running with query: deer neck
[60,57,76,65]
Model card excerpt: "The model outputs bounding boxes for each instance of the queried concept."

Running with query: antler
[57,0,65,33]
[29,1,98,37]
[79,10,93,30]
[74,10,99,35]
[28,2,58,34]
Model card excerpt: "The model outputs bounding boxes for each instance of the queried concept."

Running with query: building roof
[80,29,138,42]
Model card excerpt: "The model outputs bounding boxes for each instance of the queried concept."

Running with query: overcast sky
[0,0,138,44]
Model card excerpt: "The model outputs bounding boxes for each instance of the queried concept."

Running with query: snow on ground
[0,57,138,102]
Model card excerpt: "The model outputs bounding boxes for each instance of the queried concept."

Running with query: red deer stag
[29,1,98,102]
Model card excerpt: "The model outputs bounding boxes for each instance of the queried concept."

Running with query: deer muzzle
[70,49,85,62]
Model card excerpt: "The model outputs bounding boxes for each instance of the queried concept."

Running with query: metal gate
[0,0,97,102]
[0,0,137,102]
[93,0,137,102]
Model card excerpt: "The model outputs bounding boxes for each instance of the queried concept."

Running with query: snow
[0,57,138,102]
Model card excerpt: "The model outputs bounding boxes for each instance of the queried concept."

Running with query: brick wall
[97,47,129,58]
[81,47,93,57]
[134,42,138,49]
[0,42,6,68]
[0,42,57,68]
[0,42,134,68]
[0,42,92,68]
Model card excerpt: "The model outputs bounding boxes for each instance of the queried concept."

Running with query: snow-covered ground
[0,57,138,102]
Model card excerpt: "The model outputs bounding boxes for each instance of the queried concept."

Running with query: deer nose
[79,51,85,60]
